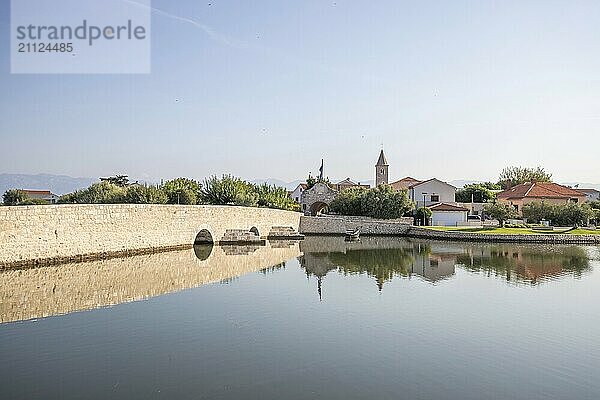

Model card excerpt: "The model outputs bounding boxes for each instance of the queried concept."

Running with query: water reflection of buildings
[456,244,591,284]
[0,241,301,324]
[299,237,459,297]
[299,237,593,297]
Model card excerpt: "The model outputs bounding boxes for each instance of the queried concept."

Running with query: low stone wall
[299,215,411,235]
[0,204,301,268]
[405,226,600,244]
[298,215,600,244]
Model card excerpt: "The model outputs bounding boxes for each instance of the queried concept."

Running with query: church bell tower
[375,150,389,186]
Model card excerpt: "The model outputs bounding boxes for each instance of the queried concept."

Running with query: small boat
[345,227,361,241]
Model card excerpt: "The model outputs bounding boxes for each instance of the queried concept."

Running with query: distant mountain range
[0,174,95,196]
[1,174,598,197]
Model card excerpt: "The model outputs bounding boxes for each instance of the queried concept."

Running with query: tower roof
[375,150,388,166]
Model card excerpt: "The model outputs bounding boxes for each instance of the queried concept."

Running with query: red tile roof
[429,203,469,212]
[22,190,53,195]
[497,182,586,200]
[390,177,422,190]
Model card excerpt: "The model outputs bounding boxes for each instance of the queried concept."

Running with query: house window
[570,198,579,203]
[430,195,439,202]
[513,204,519,212]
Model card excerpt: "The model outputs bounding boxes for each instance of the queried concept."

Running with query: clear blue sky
[1,0,600,184]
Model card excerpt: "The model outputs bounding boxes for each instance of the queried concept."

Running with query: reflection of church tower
[375,149,389,186]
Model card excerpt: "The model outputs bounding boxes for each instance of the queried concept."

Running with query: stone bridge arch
[300,182,339,216]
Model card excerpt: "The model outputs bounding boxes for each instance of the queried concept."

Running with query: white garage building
[429,203,469,226]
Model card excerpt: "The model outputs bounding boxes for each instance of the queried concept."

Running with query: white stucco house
[576,188,600,202]
[407,178,457,208]
[289,183,308,203]
[429,203,469,226]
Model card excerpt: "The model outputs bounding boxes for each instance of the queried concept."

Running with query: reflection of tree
[301,247,416,291]
[457,245,591,284]
[330,249,415,291]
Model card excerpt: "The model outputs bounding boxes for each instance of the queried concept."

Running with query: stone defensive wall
[299,215,412,235]
[0,204,301,268]
[0,240,301,323]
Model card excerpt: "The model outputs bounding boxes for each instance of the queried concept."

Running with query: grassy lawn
[425,226,600,235]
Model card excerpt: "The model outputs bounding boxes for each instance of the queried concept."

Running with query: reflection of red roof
[497,182,585,200]
[429,202,469,212]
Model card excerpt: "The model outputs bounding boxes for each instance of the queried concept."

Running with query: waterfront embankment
[299,216,600,244]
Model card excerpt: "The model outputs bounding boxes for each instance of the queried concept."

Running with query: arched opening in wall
[194,229,213,244]
[309,202,329,216]
[250,226,260,237]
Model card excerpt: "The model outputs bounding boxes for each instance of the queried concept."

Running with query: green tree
[161,178,201,205]
[124,185,168,204]
[330,185,413,219]
[306,174,317,189]
[484,202,518,226]
[254,183,299,211]
[200,175,258,206]
[498,166,552,189]
[415,207,432,226]
[522,201,554,223]
[3,189,29,205]
[592,209,600,225]
[455,184,496,203]
[481,181,502,190]
[329,187,368,216]
[59,182,126,204]
[305,173,332,190]
[523,201,593,226]
[99,175,130,187]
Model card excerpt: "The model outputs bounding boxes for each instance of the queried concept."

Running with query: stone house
[334,178,370,192]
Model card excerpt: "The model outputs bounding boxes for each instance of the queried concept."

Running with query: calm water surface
[1,237,600,400]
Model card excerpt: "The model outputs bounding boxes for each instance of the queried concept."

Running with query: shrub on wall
[200,175,259,207]
[3,189,29,206]
[161,178,201,205]
[124,185,168,204]
[54,175,298,212]
[254,183,300,212]
[59,182,126,204]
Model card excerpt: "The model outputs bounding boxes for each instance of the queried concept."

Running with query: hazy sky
[1,0,600,184]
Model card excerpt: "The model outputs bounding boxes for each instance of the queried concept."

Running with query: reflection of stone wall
[0,241,300,323]
[300,235,411,253]
[299,216,411,235]
[0,204,301,267]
